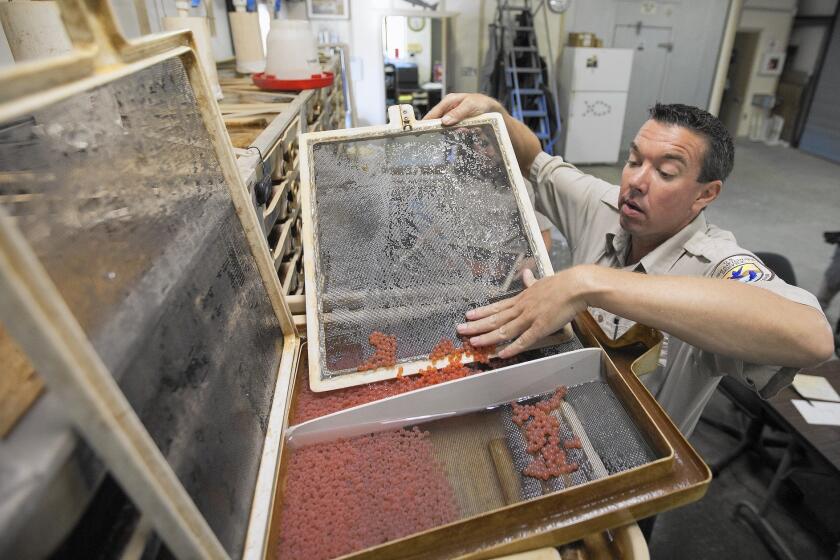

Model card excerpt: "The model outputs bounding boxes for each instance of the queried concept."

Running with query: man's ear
[693,180,721,213]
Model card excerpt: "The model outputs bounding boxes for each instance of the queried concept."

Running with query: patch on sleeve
[712,254,774,283]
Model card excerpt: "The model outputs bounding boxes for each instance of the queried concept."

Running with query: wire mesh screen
[503,382,657,500]
[309,123,546,378]
[0,57,282,557]
[565,381,656,473]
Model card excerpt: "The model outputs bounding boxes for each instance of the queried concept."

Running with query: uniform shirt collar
[638,212,708,275]
[605,228,632,267]
[601,190,634,268]
[602,188,708,274]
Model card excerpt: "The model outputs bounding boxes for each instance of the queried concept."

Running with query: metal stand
[707,416,788,476]
[734,442,799,560]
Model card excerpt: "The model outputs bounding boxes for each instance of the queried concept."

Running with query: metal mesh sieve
[308,123,547,379]
[504,380,657,500]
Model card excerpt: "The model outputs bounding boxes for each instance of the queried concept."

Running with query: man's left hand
[456,268,588,359]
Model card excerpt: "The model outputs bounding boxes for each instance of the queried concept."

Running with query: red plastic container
[252,71,334,91]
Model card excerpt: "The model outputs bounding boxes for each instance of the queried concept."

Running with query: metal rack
[491,0,563,152]
[219,53,350,332]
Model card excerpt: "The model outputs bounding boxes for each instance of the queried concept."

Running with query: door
[799,19,840,161]
[613,23,673,152]
[718,31,760,137]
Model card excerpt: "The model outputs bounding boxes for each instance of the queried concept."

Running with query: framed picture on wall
[307,0,350,19]
[759,52,786,76]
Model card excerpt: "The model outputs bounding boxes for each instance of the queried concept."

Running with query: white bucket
[265,19,321,79]
[229,11,265,74]
[0,1,72,62]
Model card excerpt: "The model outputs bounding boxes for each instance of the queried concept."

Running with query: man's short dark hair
[648,103,735,183]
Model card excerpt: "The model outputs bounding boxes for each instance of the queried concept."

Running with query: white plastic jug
[265,19,322,79]
[229,10,265,74]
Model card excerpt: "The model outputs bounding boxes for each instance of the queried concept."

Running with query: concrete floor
[577,141,840,559]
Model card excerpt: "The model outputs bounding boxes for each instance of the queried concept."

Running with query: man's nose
[628,163,651,194]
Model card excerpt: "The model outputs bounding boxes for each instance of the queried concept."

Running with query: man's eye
[658,169,673,179]
[626,159,640,167]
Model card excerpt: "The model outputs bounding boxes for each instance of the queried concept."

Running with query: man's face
[619,120,719,243]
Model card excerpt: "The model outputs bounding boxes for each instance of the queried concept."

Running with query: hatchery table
[765,359,840,472]
[735,360,840,560]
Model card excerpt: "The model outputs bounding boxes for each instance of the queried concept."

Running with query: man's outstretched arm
[424,93,542,176]
[457,265,834,368]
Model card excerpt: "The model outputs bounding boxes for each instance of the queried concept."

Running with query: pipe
[708,0,744,116]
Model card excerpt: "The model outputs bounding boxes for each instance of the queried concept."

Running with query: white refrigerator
[559,47,634,164]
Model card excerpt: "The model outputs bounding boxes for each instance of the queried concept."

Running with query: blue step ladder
[498,1,562,152]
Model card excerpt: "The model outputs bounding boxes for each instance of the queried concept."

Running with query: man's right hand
[423,93,504,125]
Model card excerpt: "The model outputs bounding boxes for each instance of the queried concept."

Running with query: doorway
[719,31,761,137]
[382,15,446,119]
[613,22,674,151]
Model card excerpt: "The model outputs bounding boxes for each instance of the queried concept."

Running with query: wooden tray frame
[300,105,573,392]
[0,5,301,559]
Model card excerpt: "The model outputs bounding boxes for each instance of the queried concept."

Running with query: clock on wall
[408,16,426,32]
[548,0,571,13]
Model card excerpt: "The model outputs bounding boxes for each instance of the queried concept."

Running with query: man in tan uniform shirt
[426,94,834,437]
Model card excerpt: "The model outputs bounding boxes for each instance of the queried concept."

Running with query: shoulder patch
[712,254,774,283]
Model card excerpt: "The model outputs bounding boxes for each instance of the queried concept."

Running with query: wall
[734,0,797,136]
[798,0,838,15]
[0,0,386,126]
[799,8,840,161]
[0,21,13,68]
[0,0,739,132]
[560,0,731,111]
[372,1,730,130]
[234,0,375,124]
[344,0,390,125]
[789,24,827,75]
[300,0,475,126]
[294,0,728,130]
[405,17,433,83]
[431,18,442,74]
[788,0,837,78]
[285,0,352,41]
[448,0,485,94]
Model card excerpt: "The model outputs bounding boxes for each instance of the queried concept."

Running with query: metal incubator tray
[264,344,711,560]
[272,106,711,559]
